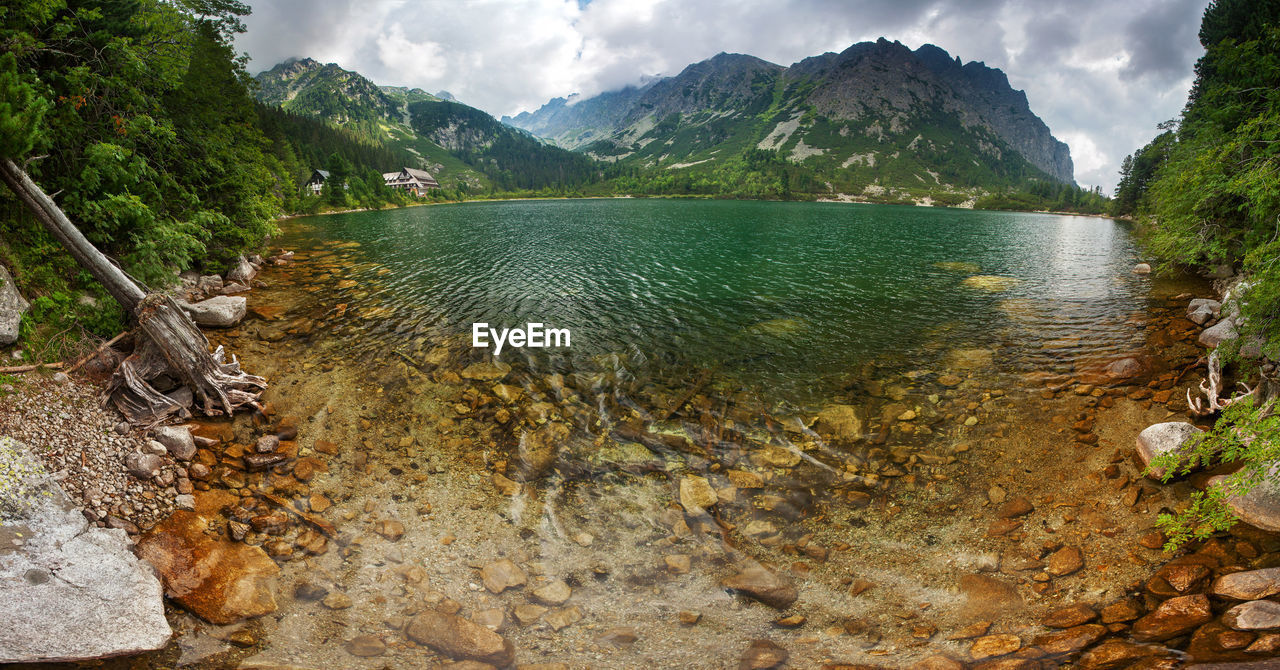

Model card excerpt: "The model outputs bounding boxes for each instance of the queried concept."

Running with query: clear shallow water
[285,199,1150,403]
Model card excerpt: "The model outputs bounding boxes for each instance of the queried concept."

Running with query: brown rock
[1042,603,1097,628]
[344,634,386,657]
[1046,546,1084,576]
[909,655,966,670]
[544,605,582,631]
[480,559,527,594]
[374,519,405,541]
[136,510,280,624]
[722,566,799,609]
[986,519,1022,537]
[596,627,638,646]
[728,469,765,489]
[959,574,1023,621]
[739,639,788,669]
[664,554,691,574]
[531,580,572,606]
[1131,594,1213,641]
[997,496,1034,518]
[1187,621,1257,663]
[970,634,1021,659]
[1100,599,1143,623]
[405,610,515,667]
[1032,624,1106,655]
[513,603,546,625]
[1155,562,1210,593]
[679,475,717,514]
[1077,640,1173,670]
[292,456,327,482]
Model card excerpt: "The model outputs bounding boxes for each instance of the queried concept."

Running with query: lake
[192,199,1205,668]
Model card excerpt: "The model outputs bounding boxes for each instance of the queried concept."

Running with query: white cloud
[237,0,1211,193]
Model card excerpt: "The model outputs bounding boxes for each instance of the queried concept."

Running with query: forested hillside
[1117,0,1280,545]
[0,0,408,357]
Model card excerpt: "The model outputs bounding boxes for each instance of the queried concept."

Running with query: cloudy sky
[236,0,1210,193]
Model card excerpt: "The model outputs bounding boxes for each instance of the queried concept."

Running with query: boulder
[179,296,246,328]
[0,264,28,346]
[225,255,257,286]
[811,404,863,442]
[1136,422,1202,479]
[0,438,171,663]
[1212,567,1280,600]
[135,500,280,624]
[152,425,196,461]
[1104,357,1145,381]
[1131,594,1213,641]
[1211,464,1280,532]
[1187,298,1221,325]
[405,610,515,667]
[721,565,798,609]
[1200,317,1239,348]
[1223,600,1280,631]
[1132,263,1152,274]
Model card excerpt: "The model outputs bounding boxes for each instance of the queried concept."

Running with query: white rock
[0,438,171,662]
[225,255,257,286]
[0,264,29,346]
[1199,317,1239,349]
[152,425,196,461]
[1136,422,1202,479]
[1223,600,1280,631]
[1187,299,1221,325]
[1211,463,1280,532]
[1132,263,1152,274]
[179,296,246,328]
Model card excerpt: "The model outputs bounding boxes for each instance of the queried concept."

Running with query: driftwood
[252,490,337,538]
[0,362,63,373]
[0,157,265,424]
[1188,351,1257,417]
[66,330,130,373]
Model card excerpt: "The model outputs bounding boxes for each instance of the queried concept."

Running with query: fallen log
[1,157,265,424]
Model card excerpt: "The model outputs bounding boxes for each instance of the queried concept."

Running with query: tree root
[107,294,265,424]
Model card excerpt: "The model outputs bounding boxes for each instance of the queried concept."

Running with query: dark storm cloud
[1122,0,1207,81]
[235,0,1212,192]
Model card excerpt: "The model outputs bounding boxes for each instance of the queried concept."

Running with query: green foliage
[1150,398,1280,548]
[0,51,49,157]
[1128,0,1280,546]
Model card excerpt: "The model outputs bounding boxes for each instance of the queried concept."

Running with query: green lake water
[285,199,1152,404]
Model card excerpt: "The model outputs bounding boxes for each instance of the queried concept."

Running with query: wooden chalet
[305,169,330,196]
[382,167,440,196]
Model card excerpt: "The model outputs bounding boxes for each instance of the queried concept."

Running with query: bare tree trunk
[0,157,265,424]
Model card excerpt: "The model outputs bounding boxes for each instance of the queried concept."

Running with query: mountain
[253,58,597,191]
[508,40,1075,190]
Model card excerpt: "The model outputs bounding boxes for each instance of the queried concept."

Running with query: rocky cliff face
[509,40,1075,184]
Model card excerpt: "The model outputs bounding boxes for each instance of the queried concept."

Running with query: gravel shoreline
[0,375,180,533]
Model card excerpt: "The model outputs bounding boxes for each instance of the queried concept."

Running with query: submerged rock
[738,639,788,669]
[962,275,1021,292]
[1136,422,1202,479]
[1131,594,1212,642]
[461,361,511,382]
[1223,600,1280,631]
[679,475,717,514]
[405,610,516,666]
[135,498,280,624]
[0,263,29,346]
[811,404,863,442]
[722,566,798,609]
[180,296,247,328]
[0,438,171,663]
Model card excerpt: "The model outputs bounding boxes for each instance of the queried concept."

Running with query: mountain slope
[508,40,1074,190]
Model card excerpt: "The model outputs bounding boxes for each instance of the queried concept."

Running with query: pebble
[1046,546,1084,576]
[544,605,582,631]
[739,640,788,669]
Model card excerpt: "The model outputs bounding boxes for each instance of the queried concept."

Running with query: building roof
[312,169,330,179]
[404,167,437,182]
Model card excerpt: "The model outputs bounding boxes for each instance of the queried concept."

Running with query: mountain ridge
[509,39,1074,186]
